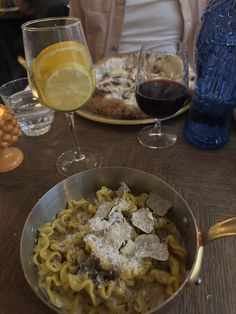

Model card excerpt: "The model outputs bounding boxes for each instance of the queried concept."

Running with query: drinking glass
[135,41,189,149]
[22,17,103,176]
[0,77,55,137]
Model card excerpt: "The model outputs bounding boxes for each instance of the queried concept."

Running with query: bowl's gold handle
[189,217,236,285]
[201,217,236,244]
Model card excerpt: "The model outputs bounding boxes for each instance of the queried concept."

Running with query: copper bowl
[20,167,236,314]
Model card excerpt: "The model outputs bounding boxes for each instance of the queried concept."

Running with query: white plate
[77,103,191,125]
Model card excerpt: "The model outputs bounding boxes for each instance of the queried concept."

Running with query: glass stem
[151,119,162,136]
[65,112,84,160]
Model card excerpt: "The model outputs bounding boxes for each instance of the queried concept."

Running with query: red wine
[135,79,188,119]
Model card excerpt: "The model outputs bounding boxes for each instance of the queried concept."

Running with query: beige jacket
[70,0,208,63]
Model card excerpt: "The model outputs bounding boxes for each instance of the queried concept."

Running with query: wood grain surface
[0,112,236,314]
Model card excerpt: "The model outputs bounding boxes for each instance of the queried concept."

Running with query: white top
[119,0,184,54]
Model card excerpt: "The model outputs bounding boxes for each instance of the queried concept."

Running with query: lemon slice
[31,41,95,112]
[42,64,93,111]
[33,41,91,80]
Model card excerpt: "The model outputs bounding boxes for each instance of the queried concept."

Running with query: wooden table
[0,112,236,314]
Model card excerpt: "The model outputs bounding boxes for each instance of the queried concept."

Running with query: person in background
[0,0,69,84]
[0,1,33,85]
[69,0,208,65]
[16,0,69,18]
[0,0,69,85]
[0,38,21,86]
[1,0,15,8]
[15,0,33,15]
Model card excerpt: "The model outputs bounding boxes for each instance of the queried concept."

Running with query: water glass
[0,77,54,136]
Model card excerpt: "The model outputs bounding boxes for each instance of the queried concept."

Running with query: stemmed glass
[22,17,103,176]
[135,41,189,149]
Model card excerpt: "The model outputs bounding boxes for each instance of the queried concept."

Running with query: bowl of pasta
[20,167,236,314]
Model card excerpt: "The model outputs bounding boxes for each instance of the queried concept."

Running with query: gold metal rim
[189,217,236,284]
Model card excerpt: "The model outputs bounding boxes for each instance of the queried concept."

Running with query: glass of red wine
[135,41,189,149]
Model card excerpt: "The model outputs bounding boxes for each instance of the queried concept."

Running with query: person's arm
[28,0,68,18]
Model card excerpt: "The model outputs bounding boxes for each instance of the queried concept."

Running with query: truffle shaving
[135,234,169,261]
[131,208,154,233]
[94,198,119,220]
[146,192,172,216]
[120,239,136,256]
[116,182,130,197]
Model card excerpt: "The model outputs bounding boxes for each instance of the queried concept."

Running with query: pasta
[33,183,187,314]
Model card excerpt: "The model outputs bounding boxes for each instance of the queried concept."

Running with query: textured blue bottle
[184,0,236,149]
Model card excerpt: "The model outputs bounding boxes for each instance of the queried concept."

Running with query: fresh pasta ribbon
[57,208,74,218]
[96,186,114,202]
[68,274,100,306]
[38,223,54,237]
[68,198,90,211]
[46,274,61,287]
[59,212,73,227]
[97,283,113,299]
[50,242,65,253]
[34,234,50,254]
[165,234,188,259]
[59,262,77,285]
[45,251,62,272]
[113,282,126,296]
[32,252,42,266]
[134,192,149,208]
[155,217,182,239]
[123,192,138,206]
[150,269,179,295]
[169,255,184,284]
[105,299,127,314]
[53,220,66,234]
[134,294,148,314]
[87,202,97,214]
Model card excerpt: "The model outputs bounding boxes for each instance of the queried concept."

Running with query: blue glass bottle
[184,0,236,149]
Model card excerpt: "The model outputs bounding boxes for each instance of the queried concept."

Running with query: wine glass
[22,17,103,176]
[135,40,189,149]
